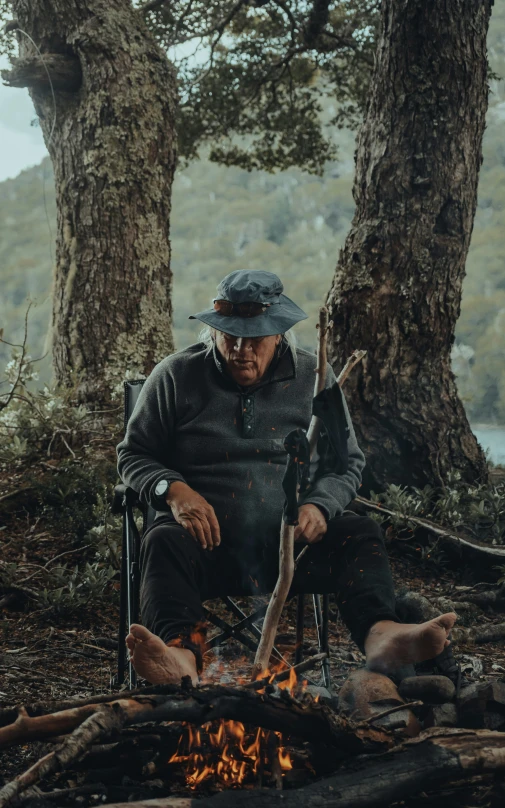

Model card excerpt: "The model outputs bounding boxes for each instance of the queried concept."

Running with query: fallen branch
[355,495,505,560]
[453,585,505,610]
[0,486,33,504]
[0,685,389,751]
[0,706,124,807]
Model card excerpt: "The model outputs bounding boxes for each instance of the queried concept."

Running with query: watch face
[155,480,169,497]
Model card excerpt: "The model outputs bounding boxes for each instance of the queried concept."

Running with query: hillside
[1,0,505,422]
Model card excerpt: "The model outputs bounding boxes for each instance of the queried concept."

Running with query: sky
[0,54,49,182]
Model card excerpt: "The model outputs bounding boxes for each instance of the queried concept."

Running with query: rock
[398,675,456,704]
[338,668,421,737]
[424,703,458,727]
[459,654,484,680]
[458,680,505,729]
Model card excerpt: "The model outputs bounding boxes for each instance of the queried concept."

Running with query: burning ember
[169,719,292,789]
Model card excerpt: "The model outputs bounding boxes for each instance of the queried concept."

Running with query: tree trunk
[327,0,492,492]
[6,0,178,406]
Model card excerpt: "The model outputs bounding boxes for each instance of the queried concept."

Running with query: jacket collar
[208,337,297,392]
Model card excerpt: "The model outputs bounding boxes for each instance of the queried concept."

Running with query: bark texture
[327,0,492,491]
[8,0,178,405]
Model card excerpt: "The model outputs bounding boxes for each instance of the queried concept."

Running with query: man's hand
[294,504,327,544]
[167,481,221,550]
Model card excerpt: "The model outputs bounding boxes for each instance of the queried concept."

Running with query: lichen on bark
[327,0,492,491]
[9,0,178,407]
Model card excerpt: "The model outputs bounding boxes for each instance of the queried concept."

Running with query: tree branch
[0,685,389,752]
[355,496,505,560]
[304,0,331,46]
[1,54,82,91]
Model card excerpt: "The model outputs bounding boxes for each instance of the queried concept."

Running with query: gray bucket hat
[189,269,308,337]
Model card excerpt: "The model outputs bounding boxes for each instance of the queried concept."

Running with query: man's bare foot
[364,613,457,675]
[126,624,198,685]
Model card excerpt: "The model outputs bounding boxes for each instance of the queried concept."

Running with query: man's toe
[435,612,457,633]
[129,623,153,642]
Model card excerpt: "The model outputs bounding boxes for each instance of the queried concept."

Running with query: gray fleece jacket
[116,341,365,555]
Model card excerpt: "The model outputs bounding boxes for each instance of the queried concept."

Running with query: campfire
[168,665,300,790]
[169,720,292,789]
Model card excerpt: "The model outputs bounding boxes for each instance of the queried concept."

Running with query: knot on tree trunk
[1,54,82,91]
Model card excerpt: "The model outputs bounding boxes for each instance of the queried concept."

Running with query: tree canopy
[0,0,378,174]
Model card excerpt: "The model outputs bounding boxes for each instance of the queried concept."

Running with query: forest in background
[1,2,504,423]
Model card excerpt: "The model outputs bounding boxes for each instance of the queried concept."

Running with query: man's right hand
[166,481,221,550]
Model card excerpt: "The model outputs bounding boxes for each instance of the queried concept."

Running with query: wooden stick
[251,522,295,680]
[306,307,330,455]
[252,308,330,679]
[0,687,388,752]
[336,349,367,386]
[245,652,328,691]
[355,495,505,559]
[361,701,423,725]
[0,706,124,808]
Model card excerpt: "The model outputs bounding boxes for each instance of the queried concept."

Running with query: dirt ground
[2,479,505,805]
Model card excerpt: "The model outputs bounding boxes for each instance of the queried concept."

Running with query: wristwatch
[153,479,171,509]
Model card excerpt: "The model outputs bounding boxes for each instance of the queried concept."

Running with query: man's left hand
[294,504,327,544]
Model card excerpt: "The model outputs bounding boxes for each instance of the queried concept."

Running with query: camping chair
[112,379,332,691]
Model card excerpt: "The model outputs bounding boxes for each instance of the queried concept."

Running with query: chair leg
[117,511,129,687]
[222,596,263,641]
[313,594,332,691]
[295,594,305,665]
[125,503,140,689]
[321,594,332,691]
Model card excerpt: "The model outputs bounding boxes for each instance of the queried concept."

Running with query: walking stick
[251,307,330,680]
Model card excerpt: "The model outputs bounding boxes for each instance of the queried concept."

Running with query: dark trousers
[139,512,399,670]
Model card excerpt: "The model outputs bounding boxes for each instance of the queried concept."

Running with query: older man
[117,270,455,685]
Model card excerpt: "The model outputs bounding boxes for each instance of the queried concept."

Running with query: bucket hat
[189,269,308,337]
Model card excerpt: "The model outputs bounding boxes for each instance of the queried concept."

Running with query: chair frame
[114,379,332,691]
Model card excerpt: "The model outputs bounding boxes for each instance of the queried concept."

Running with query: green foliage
[31,461,117,544]
[0,348,110,469]
[0,561,18,589]
[0,1,377,174]
[371,470,505,548]
[37,560,118,617]
[0,340,122,612]
[146,0,377,173]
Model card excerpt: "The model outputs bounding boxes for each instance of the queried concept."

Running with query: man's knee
[141,522,196,562]
[328,512,384,542]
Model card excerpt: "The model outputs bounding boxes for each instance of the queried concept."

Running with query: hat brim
[189,294,308,337]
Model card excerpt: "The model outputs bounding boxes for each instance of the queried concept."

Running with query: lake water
[472,426,505,466]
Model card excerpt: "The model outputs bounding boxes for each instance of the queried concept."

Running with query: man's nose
[234,338,253,352]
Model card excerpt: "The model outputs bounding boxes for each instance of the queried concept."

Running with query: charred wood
[72,729,505,808]
[0,685,390,751]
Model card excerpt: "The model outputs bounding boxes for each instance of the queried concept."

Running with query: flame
[169,719,292,789]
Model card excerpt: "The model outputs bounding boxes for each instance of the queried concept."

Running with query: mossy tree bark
[327,0,492,491]
[6,0,178,406]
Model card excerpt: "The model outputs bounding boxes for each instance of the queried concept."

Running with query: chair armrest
[112,483,141,515]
